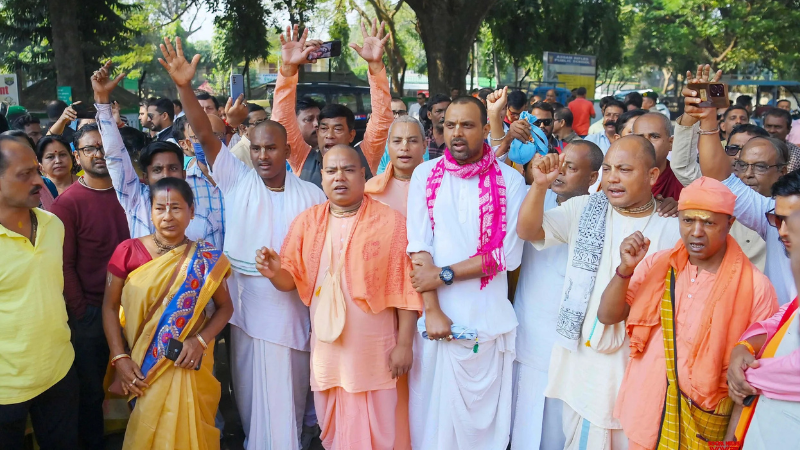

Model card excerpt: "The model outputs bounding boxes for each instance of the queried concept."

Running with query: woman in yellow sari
[102,177,232,450]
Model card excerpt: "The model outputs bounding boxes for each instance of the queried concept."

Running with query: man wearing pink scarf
[406,96,527,450]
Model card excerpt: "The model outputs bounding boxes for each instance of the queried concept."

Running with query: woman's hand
[114,357,149,396]
[174,336,205,370]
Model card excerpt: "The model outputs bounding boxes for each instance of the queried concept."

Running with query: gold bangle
[196,334,208,350]
[737,340,756,356]
[110,353,131,366]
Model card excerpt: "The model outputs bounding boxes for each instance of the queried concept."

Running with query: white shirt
[409,102,422,121]
[407,157,526,340]
[514,189,567,369]
[723,174,796,305]
[209,143,326,348]
[534,194,681,428]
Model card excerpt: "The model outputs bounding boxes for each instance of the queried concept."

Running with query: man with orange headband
[597,177,778,449]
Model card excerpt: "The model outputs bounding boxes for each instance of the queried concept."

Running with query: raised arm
[47,102,79,136]
[272,25,317,173]
[670,117,702,186]
[517,152,563,242]
[353,19,393,174]
[92,61,141,211]
[598,232,651,324]
[158,37,222,166]
[685,65,732,181]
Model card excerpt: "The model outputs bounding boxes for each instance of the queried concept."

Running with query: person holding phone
[102,177,233,449]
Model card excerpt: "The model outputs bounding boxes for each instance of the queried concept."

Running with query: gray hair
[388,116,425,140]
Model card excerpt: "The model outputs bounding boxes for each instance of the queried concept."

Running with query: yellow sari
[118,241,229,450]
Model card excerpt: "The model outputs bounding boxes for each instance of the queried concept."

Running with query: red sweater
[49,181,129,320]
[651,161,684,200]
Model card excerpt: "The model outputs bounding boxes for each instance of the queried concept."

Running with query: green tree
[328,0,351,73]
[212,0,272,96]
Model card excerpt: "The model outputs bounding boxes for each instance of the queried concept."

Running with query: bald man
[518,135,682,450]
[257,144,422,449]
[161,45,327,450]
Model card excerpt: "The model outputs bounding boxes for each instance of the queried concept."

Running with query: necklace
[29,210,38,245]
[330,200,362,218]
[613,196,655,215]
[393,173,412,181]
[263,179,285,192]
[79,176,113,191]
[153,234,189,254]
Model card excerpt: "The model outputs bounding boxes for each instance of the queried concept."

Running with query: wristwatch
[439,266,455,286]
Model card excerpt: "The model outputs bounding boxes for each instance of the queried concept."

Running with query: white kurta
[511,189,567,450]
[533,195,681,434]
[209,145,326,450]
[406,157,526,450]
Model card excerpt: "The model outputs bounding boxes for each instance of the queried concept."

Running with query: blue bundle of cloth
[508,111,549,165]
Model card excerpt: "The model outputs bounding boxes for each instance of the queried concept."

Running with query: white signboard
[0,74,20,106]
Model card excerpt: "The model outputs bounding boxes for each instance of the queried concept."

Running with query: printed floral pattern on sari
[140,241,221,378]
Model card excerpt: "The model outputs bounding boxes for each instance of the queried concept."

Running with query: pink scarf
[426,142,507,289]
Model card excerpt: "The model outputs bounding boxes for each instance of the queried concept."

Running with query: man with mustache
[257,144,422,450]
[0,135,79,449]
[598,177,777,449]
[585,99,625,155]
[48,121,130,450]
[406,96,527,449]
[517,135,681,449]
[425,94,451,159]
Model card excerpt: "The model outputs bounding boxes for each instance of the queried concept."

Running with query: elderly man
[406,96,527,450]
[257,145,422,450]
[159,37,327,449]
[517,135,682,449]
[598,177,777,449]
[0,136,78,449]
[510,141,604,450]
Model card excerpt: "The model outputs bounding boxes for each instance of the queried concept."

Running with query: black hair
[530,101,555,115]
[12,114,40,131]
[449,96,488,125]
[728,124,769,143]
[605,99,626,113]
[427,94,452,110]
[507,90,528,110]
[450,87,460,93]
[172,115,188,141]
[296,96,324,114]
[624,92,643,109]
[772,170,800,197]
[148,176,194,207]
[319,104,355,131]
[248,103,266,114]
[765,107,793,128]
[172,99,182,110]
[391,96,404,102]
[554,107,573,126]
[72,122,100,149]
[195,91,220,109]
[46,100,68,120]
[599,96,614,112]
[735,95,753,107]
[723,105,750,120]
[478,88,493,101]
[576,87,587,96]
[139,98,151,108]
[1,130,35,149]
[568,140,605,172]
[552,102,565,109]
[119,127,149,154]
[777,99,792,108]
[35,135,74,166]
[615,109,647,135]
[0,114,8,134]
[152,98,175,122]
[138,141,185,173]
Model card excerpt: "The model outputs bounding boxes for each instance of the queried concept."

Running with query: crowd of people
[3,18,800,450]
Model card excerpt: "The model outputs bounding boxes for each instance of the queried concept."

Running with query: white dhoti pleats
[510,361,566,450]
[409,330,515,450]
[562,403,628,450]
[230,325,311,450]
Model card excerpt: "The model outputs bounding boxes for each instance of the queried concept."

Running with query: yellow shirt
[0,208,74,404]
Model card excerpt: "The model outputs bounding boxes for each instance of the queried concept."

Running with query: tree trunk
[47,0,88,101]
[243,58,251,98]
[492,40,500,89]
[405,0,498,95]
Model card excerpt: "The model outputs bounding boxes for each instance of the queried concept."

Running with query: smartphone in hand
[230,74,244,101]
[687,82,729,108]
[308,40,342,61]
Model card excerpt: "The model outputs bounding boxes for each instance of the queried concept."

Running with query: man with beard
[517,135,681,449]
[48,122,130,450]
[692,85,799,306]
[406,96,526,450]
[138,98,154,132]
[147,97,177,144]
[270,23,393,189]
[585,99,625,154]
[426,94,451,159]
[510,141,604,450]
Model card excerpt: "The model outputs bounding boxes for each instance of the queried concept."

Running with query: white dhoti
[562,404,628,450]
[511,361,565,450]
[409,330,515,450]
[231,325,310,450]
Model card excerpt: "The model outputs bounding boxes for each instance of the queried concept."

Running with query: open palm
[158,37,200,88]
[280,25,315,66]
[350,18,390,64]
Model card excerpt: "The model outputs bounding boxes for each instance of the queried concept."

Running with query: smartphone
[307,40,342,61]
[73,103,97,119]
[687,82,729,108]
[165,338,202,370]
[230,74,244,101]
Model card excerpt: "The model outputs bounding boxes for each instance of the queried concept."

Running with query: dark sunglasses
[724,144,742,156]
[766,208,786,229]
[534,118,553,127]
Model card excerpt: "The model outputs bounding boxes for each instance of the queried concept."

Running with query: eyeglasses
[732,160,786,175]
[534,118,554,127]
[766,208,786,229]
[246,118,268,128]
[77,145,105,156]
[392,110,408,117]
[724,144,743,156]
